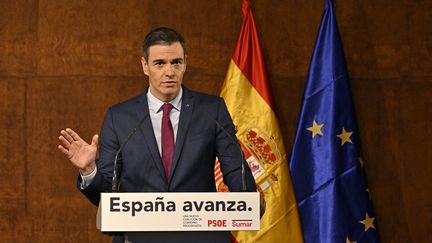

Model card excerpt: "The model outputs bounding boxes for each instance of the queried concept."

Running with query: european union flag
[288,1,380,242]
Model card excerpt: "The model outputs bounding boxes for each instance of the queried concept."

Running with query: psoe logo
[232,219,253,227]
[207,219,227,227]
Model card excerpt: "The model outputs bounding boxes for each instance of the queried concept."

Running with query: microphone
[213,118,266,217]
[213,119,248,192]
[111,115,148,192]
[201,108,248,192]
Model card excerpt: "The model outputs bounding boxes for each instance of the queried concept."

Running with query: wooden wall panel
[0,0,37,75]
[25,78,144,242]
[37,0,241,77]
[394,78,432,242]
[351,76,432,243]
[37,0,145,76]
[252,1,324,77]
[0,0,431,242]
[406,1,432,76]
[0,79,29,241]
[352,78,412,242]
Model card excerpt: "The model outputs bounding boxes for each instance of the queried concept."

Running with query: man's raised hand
[58,128,98,175]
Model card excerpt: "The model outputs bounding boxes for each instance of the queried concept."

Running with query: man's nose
[164,64,175,76]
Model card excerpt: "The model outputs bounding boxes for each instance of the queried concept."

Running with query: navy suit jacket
[78,86,256,243]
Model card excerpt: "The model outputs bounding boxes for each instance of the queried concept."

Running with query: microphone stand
[111,115,148,192]
[213,119,248,192]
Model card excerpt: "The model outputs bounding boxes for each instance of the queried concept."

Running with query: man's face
[141,42,186,102]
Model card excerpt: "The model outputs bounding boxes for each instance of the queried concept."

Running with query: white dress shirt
[80,88,182,189]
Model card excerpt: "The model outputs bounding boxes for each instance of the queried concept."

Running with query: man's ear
[141,57,149,76]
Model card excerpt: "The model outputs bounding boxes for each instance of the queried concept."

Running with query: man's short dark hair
[143,27,187,61]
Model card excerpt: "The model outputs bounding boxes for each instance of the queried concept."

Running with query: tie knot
[162,103,174,115]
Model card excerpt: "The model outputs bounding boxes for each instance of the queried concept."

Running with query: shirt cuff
[79,167,97,189]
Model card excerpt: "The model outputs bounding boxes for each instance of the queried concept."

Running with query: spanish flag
[215,0,304,242]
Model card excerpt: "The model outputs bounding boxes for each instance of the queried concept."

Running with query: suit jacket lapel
[135,92,168,183]
[169,87,194,181]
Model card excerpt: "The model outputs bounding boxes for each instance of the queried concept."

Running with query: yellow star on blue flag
[307,120,324,138]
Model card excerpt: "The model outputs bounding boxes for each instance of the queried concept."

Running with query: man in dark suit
[58,27,257,243]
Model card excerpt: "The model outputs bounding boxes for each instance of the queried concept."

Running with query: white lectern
[97,192,260,232]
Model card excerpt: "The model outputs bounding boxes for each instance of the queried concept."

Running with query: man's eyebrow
[152,59,165,63]
[151,58,184,64]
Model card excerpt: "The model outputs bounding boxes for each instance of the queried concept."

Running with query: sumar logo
[232,219,253,227]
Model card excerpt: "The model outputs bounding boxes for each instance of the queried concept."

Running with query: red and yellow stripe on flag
[215,1,304,242]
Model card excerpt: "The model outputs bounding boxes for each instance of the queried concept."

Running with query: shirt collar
[147,87,183,113]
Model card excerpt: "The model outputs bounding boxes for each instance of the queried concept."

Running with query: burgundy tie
[161,103,174,181]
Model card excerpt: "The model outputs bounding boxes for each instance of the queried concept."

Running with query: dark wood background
[0,0,430,242]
